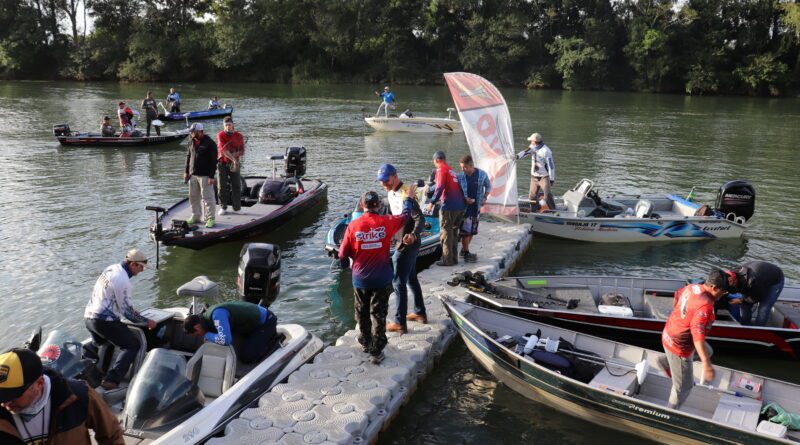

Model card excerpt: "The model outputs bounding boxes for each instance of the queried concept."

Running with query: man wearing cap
[117,101,135,136]
[84,249,157,391]
[425,151,466,266]
[722,261,784,326]
[516,132,555,210]
[141,91,160,137]
[216,116,245,216]
[100,116,115,137]
[661,270,730,409]
[377,164,427,334]
[0,348,124,444]
[373,86,396,117]
[167,88,181,112]
[184,123,218,228]
[339,188,415,364]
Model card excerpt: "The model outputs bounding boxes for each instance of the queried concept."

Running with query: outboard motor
[715,180,756,221]
[53,124,71,137]
[284,146,306,178]
[238,243,281,307]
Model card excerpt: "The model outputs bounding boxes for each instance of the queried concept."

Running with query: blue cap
[376,164,396,181]
[433,151,446,160]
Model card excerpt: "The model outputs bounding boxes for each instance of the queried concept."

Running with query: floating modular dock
[207,221,533,445]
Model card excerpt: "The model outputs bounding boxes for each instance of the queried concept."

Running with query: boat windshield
[124,349,199,428]
[37,330,87,378]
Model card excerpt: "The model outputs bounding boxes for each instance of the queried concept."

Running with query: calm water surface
[1,82,799,444]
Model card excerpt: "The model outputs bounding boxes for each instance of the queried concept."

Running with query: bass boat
[53,124,188,147]
[30,245,322,444]
[364,108,463,133]
[158,103,233,121]
[455,272,800,360]
[149,147,327,250]
[519,178,755,242]
[444,297,800,444]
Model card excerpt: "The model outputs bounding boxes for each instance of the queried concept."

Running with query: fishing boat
[158,105,233,121]
[148,147,327,250]
[456,273,800,360]
[31,253,322,445]
[323,196,441,266]
[519,178,756,242]
[443,297,800,444]
[53,124,188,147]
[364,108,463,133]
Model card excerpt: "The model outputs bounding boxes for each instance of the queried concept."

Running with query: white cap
[189,123,204,132]
[527,133,543,142]
[125,249,153,269]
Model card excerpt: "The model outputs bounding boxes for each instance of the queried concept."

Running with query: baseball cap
[125,249,153,269]
[103,116,110,120]
[384,86,390,90]
[361,191,381,209]
[0,348,43,403]
[376,164,397,182]
[527,133,543,142]
[189,122,204,132]
[706,269,732,293]
[118,101,126,106]
[432,151,446,160]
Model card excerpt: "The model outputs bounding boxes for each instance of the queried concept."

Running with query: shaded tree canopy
[2,0,799,96]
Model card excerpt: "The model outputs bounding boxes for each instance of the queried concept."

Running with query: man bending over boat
[374,86,395,117]
[183,301,278,364]
[339,189,415,364]
[661,270,731,409]
[84,249,157,391]
[722,261,784,326]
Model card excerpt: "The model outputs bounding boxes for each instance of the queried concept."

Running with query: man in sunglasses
[83,249,157,391]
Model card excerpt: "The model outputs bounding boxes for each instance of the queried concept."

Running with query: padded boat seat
[176,276,219,299]
[774,302,800,328]
[644,293,674,320]
[712,393,762,431]
[185,342,236,398]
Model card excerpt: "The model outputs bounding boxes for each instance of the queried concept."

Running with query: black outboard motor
[285,146,306,178]
[238,243,281,307]
[258,179,295,204]
[53,124,71,137]
[715,180,756,221]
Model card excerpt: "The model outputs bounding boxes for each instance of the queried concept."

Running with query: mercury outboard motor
[238,243,281,307]
[715,180,756,221]
[285,146,306,178]
[53,124,71,137]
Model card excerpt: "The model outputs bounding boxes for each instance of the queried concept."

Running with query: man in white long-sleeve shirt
[84,249,156,390]
[516,132,556,210]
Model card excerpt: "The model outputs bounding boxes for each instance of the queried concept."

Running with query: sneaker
[465,252,478,263]
[100,380,119,390]
[460,250,468,257]
[186,217,198,224]
[218,208,228,216]
[232,208,242,214]
[370,352,385,365]
[406,313,427,324]
[205,218,216,228]
[386,322,408,334]
[360,344,369,353]
[435,261,454,267]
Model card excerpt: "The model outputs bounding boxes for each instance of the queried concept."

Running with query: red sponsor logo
[40,344,61,363]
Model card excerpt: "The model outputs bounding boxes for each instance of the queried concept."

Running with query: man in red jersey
[661,270,730,409]
[425,151,466,266]
[216,116,245,215]
[339,188,414,364]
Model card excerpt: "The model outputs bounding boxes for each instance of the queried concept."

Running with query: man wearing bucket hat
[83,249,157,391]
[0,348,124,444]
[373,86,396,117]
[516,132,556,210]
[184,122,218,228]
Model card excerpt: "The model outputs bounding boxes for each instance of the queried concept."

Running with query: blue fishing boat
[158,106,233,121]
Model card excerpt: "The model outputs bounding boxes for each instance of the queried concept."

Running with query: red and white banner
[444,72,518,217]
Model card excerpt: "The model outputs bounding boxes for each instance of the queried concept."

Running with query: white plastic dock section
[208,221,532,445]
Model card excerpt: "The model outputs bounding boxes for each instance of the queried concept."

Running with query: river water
[0,81,798,444]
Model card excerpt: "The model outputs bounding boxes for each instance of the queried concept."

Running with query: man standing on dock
[184,123,218,228]
[339,189,414,364]
[426,151,465,266]
[516,132,555,210]
[377,164,427,334]
[457,154,491,262]
[661,270,730,409]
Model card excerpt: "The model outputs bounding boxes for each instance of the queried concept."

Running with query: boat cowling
[53,124,71,137]
[715,180,756,221]
[238,243,281,308]
[285,146,306,178]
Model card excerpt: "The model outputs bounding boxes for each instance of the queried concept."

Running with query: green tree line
[2,0,800,96]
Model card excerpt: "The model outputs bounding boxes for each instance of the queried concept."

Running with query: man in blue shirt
[183,301,278,364]
[167,88,181,113]
[457,155,491,262]
[374,86,396,117]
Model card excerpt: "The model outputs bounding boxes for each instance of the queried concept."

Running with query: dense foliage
[2,0,799,96]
